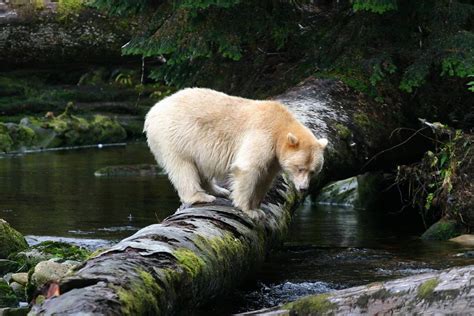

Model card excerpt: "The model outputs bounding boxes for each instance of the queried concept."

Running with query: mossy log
[31,78,413,314]
[239,264,474,315]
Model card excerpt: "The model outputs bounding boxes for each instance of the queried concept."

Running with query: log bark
[31,77,414,315]
[238,264,474,315]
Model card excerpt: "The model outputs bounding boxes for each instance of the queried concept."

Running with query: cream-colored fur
[144,88,328,212]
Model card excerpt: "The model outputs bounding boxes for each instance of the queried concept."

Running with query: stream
[0,143,471,314]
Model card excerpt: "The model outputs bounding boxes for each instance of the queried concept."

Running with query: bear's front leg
[230,132,274,213]
[230,167,260,212]
[166,157,216,205]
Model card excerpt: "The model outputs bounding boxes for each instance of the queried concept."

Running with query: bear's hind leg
[166,158,216,205]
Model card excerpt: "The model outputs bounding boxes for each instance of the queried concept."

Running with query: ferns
[90,0,474,94]
[352,0,397,14]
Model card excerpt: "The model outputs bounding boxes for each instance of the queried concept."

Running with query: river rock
[30,260,74,289]
[449,234,474,247]
[0,261,19,276]
[0,220,28,259]
[421,218,462,241]
[0,279,17,308]
[10,274,28,287]
[314,172,384,209]
[9,282,25,301]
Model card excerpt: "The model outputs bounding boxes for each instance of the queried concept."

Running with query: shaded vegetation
[8,241,90,272]
[397,127,473,233]
[90,0,473,127]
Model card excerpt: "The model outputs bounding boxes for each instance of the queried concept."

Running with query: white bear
[144,88,328,212]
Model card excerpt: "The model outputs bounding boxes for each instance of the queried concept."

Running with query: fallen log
[32,77,412,314]
[238,264,474,315]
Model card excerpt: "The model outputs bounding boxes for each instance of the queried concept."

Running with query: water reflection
[0,143,179,240]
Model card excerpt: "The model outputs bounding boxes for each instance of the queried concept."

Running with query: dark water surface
[0,143,179,243]
[202,201,473,314]
[0,144,471,314]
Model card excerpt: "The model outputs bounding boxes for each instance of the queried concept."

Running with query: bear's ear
[287,133,299,146]
[318,138,328,148]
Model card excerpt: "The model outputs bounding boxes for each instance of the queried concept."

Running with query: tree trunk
[238,264,474,315]
[32,77,415,315]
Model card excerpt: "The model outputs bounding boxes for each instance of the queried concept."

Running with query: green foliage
[399,62,430,93]
[468,75,474,92]
[352,0,397,14]
[92,0,304,87]
[91,0,473,101]
[57,0,85,19]
[397,127,469,227]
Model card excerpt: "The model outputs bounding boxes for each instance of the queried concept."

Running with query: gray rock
[314,172,385,209]
[29,260,73,289]
[2,274,12,285]
[10,274,27,287]
[8,282,24,301]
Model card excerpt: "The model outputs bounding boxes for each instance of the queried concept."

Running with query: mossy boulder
[0,220,28,259]
[0,279,18,308]
[17,113,127,150]
[3,124,36,149]
[315,172,385,209]
[0,124,14,153]
[421,218,462,241]
[89,115,127,143]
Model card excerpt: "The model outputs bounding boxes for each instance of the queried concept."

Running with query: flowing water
[0,144,472,314]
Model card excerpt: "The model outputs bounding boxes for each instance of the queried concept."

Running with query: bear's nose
[298,187,308,193]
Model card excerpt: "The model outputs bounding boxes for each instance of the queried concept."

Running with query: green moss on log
[417,278,439,300]
[283,293,336,315]
[117,269,163,315]
[174,249,206,278]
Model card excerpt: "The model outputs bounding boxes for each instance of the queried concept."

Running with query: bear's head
[278,130,328,193]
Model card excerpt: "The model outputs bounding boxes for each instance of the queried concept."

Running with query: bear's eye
[298,167,306,173]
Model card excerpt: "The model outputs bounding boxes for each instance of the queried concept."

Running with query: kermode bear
[144,88,328,212]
